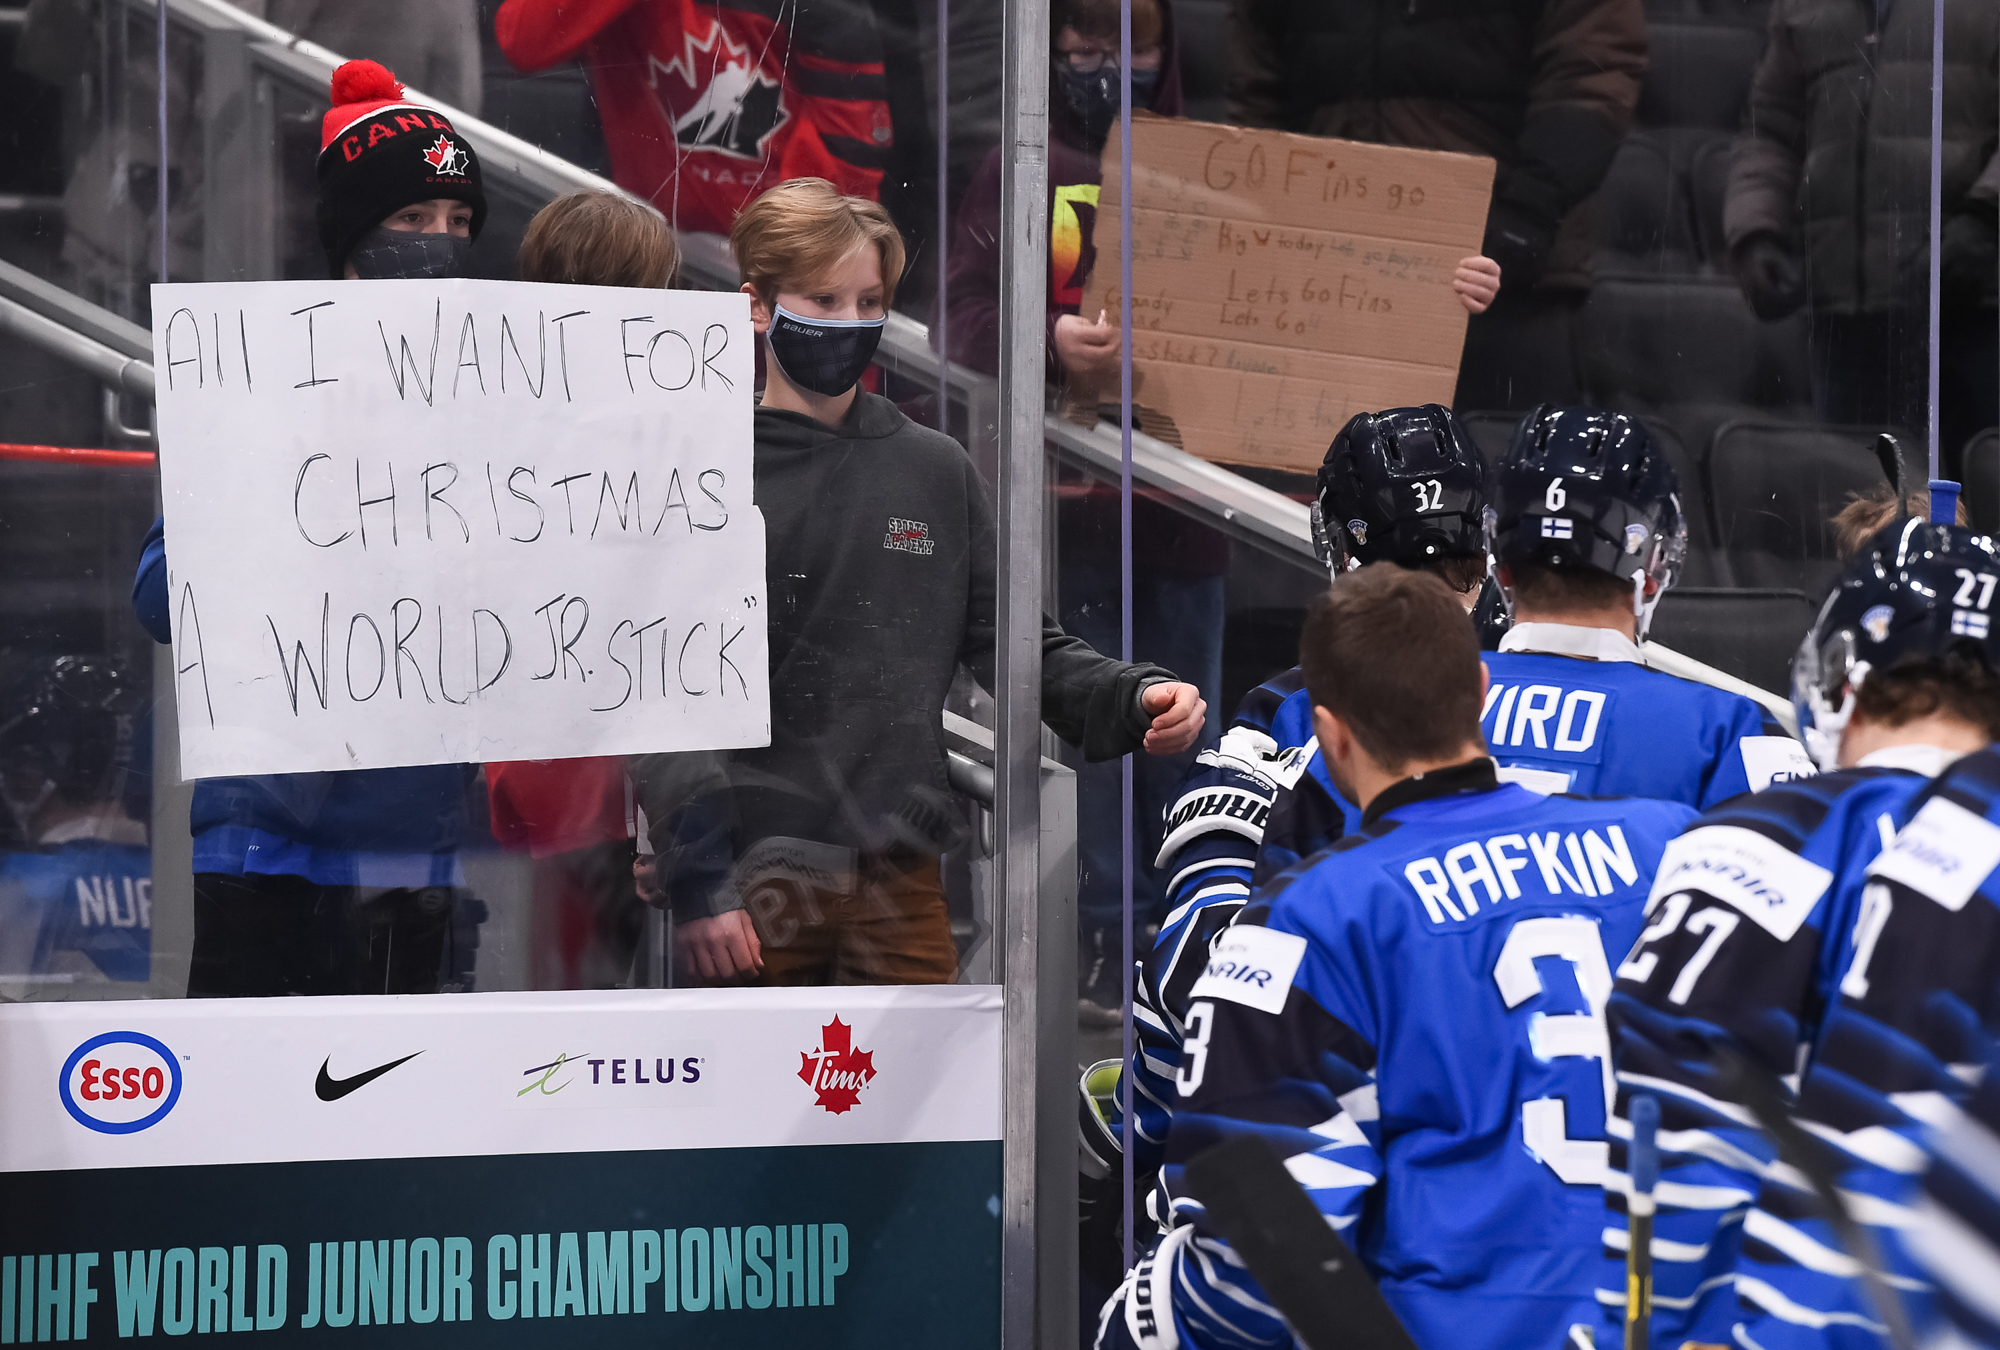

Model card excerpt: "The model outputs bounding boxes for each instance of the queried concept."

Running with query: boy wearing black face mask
[131,60,489,998]
[645,178,1208,988]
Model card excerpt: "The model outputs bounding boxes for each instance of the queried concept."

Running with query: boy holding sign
[133,61,489,996]
[651,178,1208,986]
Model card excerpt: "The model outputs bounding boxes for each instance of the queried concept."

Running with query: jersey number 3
[1494,916,1616,1186]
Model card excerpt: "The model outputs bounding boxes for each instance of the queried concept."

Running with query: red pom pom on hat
[330,59,403,106]
[320,59,417,151]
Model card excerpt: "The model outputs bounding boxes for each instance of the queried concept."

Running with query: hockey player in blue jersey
[1485,406,1813,804]
[1097,563,1699,1350]
[0,657,151,983]
[1078,405,1494,1284]
[1597,516,2000,1350]
[1905,1032,2000,1349]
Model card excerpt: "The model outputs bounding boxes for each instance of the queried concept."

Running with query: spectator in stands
[132,62,488,997]
[1226,0,1644,411]
[940,0,1505,1022]
[1726,0,1998,470]
[485,190,680,988]
[494,0,895,236]
[649,177,1207,989]
[941,0,1230,1021]
[1831,483,1970,559]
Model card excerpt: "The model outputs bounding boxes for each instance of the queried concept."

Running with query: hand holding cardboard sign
[1054,308,1122,378]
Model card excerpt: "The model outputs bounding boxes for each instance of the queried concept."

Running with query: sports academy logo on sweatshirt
[884,517,934,555]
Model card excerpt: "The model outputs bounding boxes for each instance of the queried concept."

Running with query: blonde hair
[1831,485,1967,559]
[519,191,679,288]
[729,178,906,309]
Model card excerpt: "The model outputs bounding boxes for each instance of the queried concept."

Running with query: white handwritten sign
[150,279,768,779]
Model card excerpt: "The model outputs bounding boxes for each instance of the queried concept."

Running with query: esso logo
[59,1031,182,1134]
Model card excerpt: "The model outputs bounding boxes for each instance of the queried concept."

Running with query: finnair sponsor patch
[1740,736,1817,792]
[1189,926,1307,1015]
[1648,826,1832,942]
[1869,797,2000,912]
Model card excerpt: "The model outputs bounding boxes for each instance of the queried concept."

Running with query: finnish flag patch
[1952,609,1990,639]
[1541,517,1574,540]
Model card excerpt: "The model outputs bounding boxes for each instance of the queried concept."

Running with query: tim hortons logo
[798,1018,876,1114]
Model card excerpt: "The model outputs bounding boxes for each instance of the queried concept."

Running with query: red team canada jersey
[496,0,893,234]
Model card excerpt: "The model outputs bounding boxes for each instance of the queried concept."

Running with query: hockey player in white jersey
[1485,406,1813,804]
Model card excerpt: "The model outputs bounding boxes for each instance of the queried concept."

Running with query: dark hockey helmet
[1792,517,2000,770]
[0,656,139,812]
[1311,404,1487,580]
[1485,405,1687,635]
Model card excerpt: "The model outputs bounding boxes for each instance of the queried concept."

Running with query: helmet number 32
[1493,916,1613,1186]
[1544,477,1566,512]
[1412,479,1444,512]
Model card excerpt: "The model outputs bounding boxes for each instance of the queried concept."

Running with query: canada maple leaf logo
[798,1017,876,1114]
[422,134,466,176]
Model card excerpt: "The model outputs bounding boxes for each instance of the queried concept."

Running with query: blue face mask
[765,303,885,397]
[348,226,471,280]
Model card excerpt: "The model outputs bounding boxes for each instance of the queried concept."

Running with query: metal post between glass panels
[996,0,1063,1342]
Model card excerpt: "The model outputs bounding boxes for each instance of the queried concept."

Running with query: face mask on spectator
[766,303,884,397]
[347,226,472,280]
[1055,63,1158,148]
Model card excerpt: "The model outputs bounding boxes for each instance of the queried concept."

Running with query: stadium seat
[1583,277,1801,410]
[1648,587,1818,696]
[1962,428,2000,533]
[1705,421,1901,596]
[1637,22,1765,129]
[1596,134,1700,277]
[1686,133,1735,272]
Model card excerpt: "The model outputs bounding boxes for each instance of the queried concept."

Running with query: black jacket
[635,392,1173,911]
[1226,0,1646,291]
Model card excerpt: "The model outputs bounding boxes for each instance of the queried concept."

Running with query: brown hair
[1832,486,1967,559]
[1507,561,1634,615]
[729,178,906,309]
[1299,565,1486,770]
[1856,651,2000,740]
[1425,554,1489,597]
[519,191,678,288]
[1054,0,1162,47]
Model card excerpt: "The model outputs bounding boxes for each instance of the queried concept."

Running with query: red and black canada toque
[314,60,486,278]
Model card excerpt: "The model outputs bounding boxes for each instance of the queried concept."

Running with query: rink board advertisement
[0,986,1001,1346]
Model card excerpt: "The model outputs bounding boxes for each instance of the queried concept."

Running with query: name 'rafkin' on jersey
[1096,776,1700,1350]
[1403,823,1639,925]
[1481,645,1812,808]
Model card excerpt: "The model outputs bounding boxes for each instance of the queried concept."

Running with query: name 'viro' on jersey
[1403,823,1639,926]
[1481,676,1613,764]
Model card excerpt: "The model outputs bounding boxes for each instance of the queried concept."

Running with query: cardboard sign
[1080,115,1496,472]
[150,279,769,779]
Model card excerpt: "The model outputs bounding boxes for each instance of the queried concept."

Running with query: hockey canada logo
[421,134,467,177]
[799,1017,876,1114]
[651,21,789,161]
[884,517,935,555]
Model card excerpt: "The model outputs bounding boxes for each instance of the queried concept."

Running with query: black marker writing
[292,301,338,388]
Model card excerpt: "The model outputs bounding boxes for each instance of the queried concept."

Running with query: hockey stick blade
[1182,1134,1419,1350]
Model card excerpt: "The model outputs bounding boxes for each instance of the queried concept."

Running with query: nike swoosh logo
[315,1052,422,1102]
